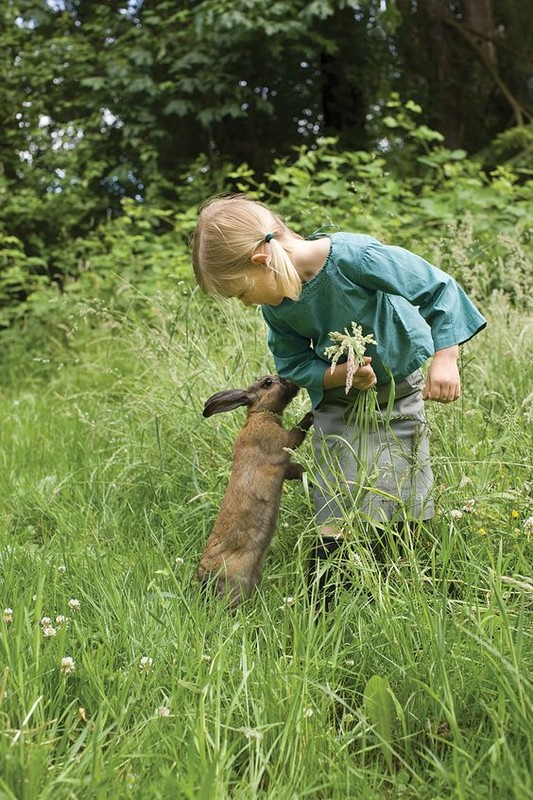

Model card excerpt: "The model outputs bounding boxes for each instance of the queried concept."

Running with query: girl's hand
[423,346,460,403]
[323,357,377,391]
[351,357,377,390]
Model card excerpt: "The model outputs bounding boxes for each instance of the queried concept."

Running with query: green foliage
[1,0,531,251]
[2,109,531,328]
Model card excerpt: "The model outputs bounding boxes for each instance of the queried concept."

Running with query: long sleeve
[262,307,328,401]
[358,241,486,350]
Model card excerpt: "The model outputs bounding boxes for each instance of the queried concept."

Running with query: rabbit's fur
[199,374,313,606]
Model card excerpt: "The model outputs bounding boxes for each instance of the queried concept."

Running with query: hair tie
[264,233,274,243]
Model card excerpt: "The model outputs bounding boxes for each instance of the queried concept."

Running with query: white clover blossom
[40,616,52,627]
[462,499,476,513]
[42,625,57,638]
[68,598,81,611]
[61,656,76,674]
[139,656,153,672]
[450,509,464,520]
[524,517,533,535]
[56,615,68,627]
[324,322,377,394]
[279,596,295,610]
[175,557,185,566]
[3,608,13,624]
[155,706,171,718]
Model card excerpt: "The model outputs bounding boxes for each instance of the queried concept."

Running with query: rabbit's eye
[262,378,274,388]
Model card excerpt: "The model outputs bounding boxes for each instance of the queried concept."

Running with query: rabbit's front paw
[298,412,314,431]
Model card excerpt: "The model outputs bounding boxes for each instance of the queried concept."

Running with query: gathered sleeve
[358,241,486,351]
[261,306,327,405]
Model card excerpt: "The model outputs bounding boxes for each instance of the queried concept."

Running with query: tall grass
[0,285,532,799]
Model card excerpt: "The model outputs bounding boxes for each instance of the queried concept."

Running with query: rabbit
[198,374,314,606]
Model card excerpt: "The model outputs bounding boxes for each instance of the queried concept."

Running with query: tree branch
[442,12,532,127]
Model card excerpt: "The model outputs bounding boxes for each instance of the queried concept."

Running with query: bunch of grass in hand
[324,322,377,395]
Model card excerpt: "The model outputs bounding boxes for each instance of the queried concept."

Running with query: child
[192,194,486,599]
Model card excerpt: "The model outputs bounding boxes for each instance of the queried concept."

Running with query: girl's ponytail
[266,236,301,301]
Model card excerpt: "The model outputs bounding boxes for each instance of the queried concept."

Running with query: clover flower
[68,598,81,611]
[42,625,57,638]
[462,499,476,513]
[524,517,533,535]
[139,656,153,673]
[60,656,76,674]
[3,608,13,624]
[324,322,377,394]
[279,596,295,610]
[56,615,68,627]
[155,706,171,718]
[450,509,464,520]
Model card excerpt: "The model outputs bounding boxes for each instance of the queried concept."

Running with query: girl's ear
[250,250,269,266]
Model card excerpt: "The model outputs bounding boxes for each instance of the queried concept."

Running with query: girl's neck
[284,234,331,284]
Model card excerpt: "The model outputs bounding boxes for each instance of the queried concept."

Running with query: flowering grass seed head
[324,322,377,394]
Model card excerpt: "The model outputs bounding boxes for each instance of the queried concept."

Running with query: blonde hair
[191,194,302,301]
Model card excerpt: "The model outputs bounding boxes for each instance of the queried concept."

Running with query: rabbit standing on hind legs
[198,375,313,606]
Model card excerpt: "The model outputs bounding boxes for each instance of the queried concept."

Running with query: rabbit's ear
[203,389,254,417]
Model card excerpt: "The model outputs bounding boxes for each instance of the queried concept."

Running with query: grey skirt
[313,370,434,527]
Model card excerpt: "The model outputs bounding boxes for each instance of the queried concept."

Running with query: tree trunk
[421,0,463,148]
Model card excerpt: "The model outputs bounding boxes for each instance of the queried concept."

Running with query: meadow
[0,280,532,799]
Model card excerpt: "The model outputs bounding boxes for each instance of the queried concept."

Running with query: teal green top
[261,233,487,408]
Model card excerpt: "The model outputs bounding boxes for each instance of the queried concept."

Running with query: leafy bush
[1,104,531,328]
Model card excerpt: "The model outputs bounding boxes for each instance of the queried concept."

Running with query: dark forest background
[1,0,532,322]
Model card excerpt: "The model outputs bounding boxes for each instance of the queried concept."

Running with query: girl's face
[233,265,285,307]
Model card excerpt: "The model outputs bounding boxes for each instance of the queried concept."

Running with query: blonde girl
[192,194,486,602]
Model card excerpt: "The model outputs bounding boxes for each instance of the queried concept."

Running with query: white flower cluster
[324,322,377,394]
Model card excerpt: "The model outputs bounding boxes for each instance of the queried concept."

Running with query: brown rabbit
[198,374,313,606]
